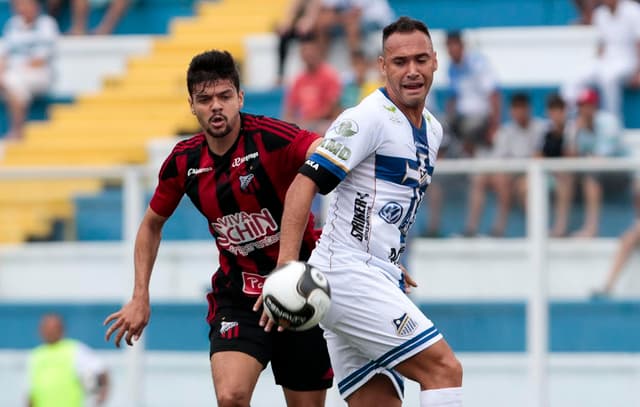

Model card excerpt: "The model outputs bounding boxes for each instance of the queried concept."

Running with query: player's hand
[252,294,286,332]
[400,264,418,294]
[103,297,150,347]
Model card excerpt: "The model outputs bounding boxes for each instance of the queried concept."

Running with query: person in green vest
[27,313,110,407]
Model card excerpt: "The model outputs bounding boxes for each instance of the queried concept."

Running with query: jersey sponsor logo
[212,208,279,256]
[219,321,239,339]
[320,139,351,161]
[239,173,255,192]
[331,119,359,137]
[187,167,213,176]
[232,152,259,168]
[304,159,319,171]
[379,202,403,224]
[383,105,397,113]
[241,272,266,296]
[350,192,371,242]
[393,313,417,337]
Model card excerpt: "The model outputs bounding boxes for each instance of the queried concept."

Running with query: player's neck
[398,106,424,129]
[205,124,241,156]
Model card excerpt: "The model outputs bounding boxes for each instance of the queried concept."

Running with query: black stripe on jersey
[258,117,299,140]
[241,134,280,270]
[299,160,341,195]
[160,156,178,180]
[184,147,204,213]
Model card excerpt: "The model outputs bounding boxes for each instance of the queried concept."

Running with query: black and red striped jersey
[149,113,320,320]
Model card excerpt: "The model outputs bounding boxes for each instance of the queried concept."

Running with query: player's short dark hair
[546,93,566,110]
[446,30,463,43]
[510,92,530,107]
[382,16,431,46]
[187,50,240,95]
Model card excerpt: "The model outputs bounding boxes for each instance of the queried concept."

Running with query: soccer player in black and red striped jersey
[104,50,332,407]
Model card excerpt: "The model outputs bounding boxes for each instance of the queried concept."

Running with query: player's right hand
[103,298,150,348]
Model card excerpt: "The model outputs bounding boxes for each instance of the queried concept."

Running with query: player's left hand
[253,294,286,332]
[400,264,418,294]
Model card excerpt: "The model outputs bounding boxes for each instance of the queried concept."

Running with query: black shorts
[209,306,333,392]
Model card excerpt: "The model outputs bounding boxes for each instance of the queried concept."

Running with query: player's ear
[378,55,386,78]
[188,96,195,115]
[238,89,245,109]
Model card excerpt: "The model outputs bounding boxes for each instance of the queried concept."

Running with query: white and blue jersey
[301,87,443,286]
[298,88,445,401]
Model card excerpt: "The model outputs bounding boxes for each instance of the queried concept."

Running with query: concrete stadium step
[1,149,147,166]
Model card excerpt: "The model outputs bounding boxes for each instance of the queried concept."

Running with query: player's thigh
[209,307,271,403]
[346,374,401,407]
[323,327,404,402]
[283,388,327,407]
[272,325,333,395]
[210,351,262,407]
[394,338,463,389]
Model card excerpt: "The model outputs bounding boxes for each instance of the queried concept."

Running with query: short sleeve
[149,148,185,217]
[300,104,383,194]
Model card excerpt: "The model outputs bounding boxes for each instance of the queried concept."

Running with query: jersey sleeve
[286,127,320,164]
[300,105,384,194]
[149,147,185,217]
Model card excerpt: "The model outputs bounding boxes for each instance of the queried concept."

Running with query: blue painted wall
[2,301,639,352]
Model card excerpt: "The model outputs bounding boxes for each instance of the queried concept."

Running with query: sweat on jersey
[300,88,443,287]
[149,113,320,320]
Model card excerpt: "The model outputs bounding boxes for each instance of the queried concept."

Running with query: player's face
[380,30,437,111]
[189,79,244,139]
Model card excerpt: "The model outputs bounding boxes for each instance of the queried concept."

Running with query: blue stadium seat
[388,0,577,29]
[0,0,196,35]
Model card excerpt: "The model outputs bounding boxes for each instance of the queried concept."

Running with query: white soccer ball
[262,261,331,331]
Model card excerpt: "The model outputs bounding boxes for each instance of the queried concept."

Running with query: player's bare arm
[254,173,319,332]
[104,207,167,347]
[305,137,323,159]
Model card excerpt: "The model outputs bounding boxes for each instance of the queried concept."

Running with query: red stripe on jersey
[256,117,299,140]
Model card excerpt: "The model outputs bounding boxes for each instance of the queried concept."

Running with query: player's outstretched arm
[277,173,319,265]
[104,207,167,347]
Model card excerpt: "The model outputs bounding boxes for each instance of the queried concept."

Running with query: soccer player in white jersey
[264,16,463,407]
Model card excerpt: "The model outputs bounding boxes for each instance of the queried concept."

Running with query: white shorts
[1,68,51,103]
[316,264,443,400]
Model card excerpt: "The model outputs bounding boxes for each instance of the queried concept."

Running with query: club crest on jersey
[220,321,239,339]
[331,119,359,138]
[239,173,255,192]
[379,202,403,224]
[393,313,417,337]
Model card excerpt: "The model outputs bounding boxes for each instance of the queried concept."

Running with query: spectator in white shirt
[0,0,59,140]
[563,0,640,119]
[445,30,501,158]
[566,87,625,237]
[315,0,393,56]
[463,93,546,237]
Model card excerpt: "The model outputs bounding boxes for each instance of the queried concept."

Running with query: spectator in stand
[445,30,501,158]
[463,93,546,237]
[283,32,342,134]
[0,0,59,141]
[314,0,393,57]
[566,87,625,237]
[572,0,599,25]
[538,93,575,237]
[594,182,640,296]
[340,48,382,109]
[47,0,129,35]
[274,0,321,85]
[562,0,640,119]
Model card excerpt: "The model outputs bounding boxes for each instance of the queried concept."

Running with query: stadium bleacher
[0,0,288,243]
